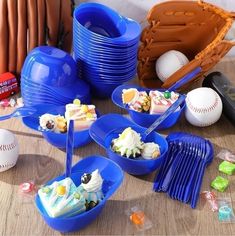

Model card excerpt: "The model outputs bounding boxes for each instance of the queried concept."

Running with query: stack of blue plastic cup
[73,3,141,98]
[21,46,91,107]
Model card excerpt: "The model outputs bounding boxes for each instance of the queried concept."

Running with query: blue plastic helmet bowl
[128,104,185,130]
[41,106,99,149]
[73,3,141,45]
[112,84,186,130]
[74,3,126,39]
[21,46,78,87]
[88,82,122,98]
[35,155,124,232]
[104,126,168,175]
[42,129,92,149]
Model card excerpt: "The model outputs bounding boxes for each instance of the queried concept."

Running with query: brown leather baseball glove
[138,0,235,91]
[0,0,74,78]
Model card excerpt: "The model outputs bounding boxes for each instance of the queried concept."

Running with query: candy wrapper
[201,191,218,212]
[16,97,24,107]
[0,98,17,107]
[19,181,37,199]
[125,206,152,232]
[211,176,229,192]
[219,161,235,175]
[218,198,235,223]
[217,149,235,163]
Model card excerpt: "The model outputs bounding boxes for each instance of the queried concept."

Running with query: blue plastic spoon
[141,95,186,141]
[168,67,202,91]
[65,120,74,178]
[0,106,37,121]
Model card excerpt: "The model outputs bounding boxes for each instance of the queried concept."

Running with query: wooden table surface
[0,58,234,236]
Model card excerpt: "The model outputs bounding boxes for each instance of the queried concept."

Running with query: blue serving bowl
[112,84,186,130]
[104,126,168,175]
[41,106,99,149]
[35,155,124,232]
[42,128,92,149]
[22,105,98,149]
[89,114,168,175]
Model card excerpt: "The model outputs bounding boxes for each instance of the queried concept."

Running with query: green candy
[219,161,235,175]
[211,176,229,192]
[41,186,51,194]
[74,192,81,199]
[164,91,171,99]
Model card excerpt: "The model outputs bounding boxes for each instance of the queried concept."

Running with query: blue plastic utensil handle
[191,140,214,208]
[168,67,202,91]
[65,120,74,178]
[0,107,37,121]
[144,95,186,138]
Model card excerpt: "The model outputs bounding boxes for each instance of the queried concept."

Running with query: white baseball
[0,129,19,172]
[155,50,189,82]
[185,87,223,127]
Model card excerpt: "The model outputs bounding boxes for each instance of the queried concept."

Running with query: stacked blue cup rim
[21,46,91,107]
[73,3,141,98]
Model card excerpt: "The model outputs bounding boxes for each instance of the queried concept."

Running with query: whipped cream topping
[39,114,58,132]
[112,127,143,158]
[141,142,160,159]
[81,169,103,193]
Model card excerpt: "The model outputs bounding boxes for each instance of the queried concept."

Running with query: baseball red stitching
[0,139,17,152]
[0,163,15,169]
[186,92,219,114]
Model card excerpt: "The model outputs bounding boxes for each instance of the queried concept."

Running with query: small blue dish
[22,105,99,149]
[112,84,186,130]
[35,155,124,232]
[90,114,168,175]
